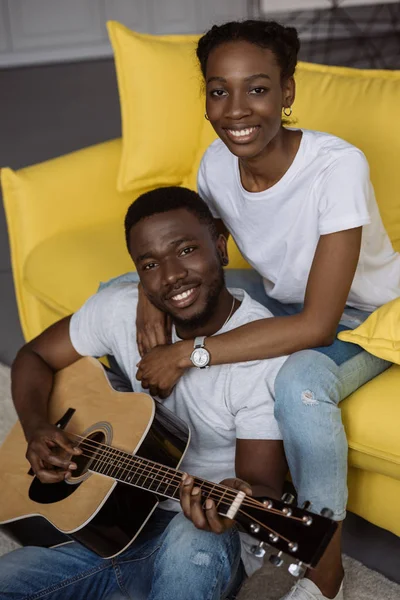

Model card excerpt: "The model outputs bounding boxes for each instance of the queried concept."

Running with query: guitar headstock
[235,493,337,571]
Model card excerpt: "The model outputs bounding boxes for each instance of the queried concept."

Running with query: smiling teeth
[228,127,256,137]
[172,289,194,301]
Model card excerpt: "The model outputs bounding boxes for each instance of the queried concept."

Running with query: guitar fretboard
[88,441,235,513]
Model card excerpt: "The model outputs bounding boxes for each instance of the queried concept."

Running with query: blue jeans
[224,269,392,520]
[0,509,243,600]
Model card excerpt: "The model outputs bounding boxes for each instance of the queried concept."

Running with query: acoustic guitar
[0,357,337,573]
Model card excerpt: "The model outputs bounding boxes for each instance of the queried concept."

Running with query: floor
[1,39,400,584]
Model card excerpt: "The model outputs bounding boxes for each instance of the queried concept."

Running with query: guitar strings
[238,508,293,545]
[74,440,292,543]
[66,437,305,523]
[67,446,292,544]
[69,436,276,511]
[68,434,303,518]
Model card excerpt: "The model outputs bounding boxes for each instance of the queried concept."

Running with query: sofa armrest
[1,138,151,340]
[1,139,145,259]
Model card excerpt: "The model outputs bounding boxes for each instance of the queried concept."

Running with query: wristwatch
[190,336,210,369]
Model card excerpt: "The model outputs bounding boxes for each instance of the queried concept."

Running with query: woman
[135,20,400,600]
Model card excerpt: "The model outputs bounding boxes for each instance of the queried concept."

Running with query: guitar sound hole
[70,431,106,481]
[28,431,107,504]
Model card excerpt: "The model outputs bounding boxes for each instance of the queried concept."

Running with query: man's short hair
[124,186,218,251]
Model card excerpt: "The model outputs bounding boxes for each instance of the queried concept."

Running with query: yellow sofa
[2,31,400,538]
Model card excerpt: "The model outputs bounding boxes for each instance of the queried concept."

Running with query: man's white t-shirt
[70,283,286,574]
[198,129,400,312]
[70,283,285,498]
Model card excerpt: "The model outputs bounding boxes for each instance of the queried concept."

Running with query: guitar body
[0,358,190,558]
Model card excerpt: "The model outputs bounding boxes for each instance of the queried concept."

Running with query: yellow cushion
[292,63,400,251]
[342,364,400,480]
[338,298,400,364]
[107,21,212,192]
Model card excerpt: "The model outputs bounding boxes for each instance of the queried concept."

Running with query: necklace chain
[221,296,236,329]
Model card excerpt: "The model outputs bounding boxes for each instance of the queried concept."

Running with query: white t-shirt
[198,129,400,312]
[70,283,285,495]
[70,283,287,574]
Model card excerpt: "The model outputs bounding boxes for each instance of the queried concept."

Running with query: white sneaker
[280,578,344,600]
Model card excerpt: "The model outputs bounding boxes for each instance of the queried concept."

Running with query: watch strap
[193,336,206,350]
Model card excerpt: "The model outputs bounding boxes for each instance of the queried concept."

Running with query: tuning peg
[288,561,306,577]
[269,551,284,567]
[320,507,334,518]
[249,523,260,534]
[281,492,295,505]
[250,542,266,558]
[282,507,293,517]
[301,501,312,511]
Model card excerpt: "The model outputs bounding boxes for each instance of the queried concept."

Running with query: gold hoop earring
[283,106,292,117]
[204,112,210,121]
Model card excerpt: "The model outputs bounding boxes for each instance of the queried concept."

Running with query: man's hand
[179,474,252,534]
[26,423,82,484]
[136,283,172,357]
[136,343,187,399]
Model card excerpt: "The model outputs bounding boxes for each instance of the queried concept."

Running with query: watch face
[192,348,209,368]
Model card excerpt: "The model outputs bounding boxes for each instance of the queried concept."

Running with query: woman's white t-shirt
[198,129,400,312]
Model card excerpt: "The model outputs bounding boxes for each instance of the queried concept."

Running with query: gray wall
[0,58,123,364]
[0,0,247,68]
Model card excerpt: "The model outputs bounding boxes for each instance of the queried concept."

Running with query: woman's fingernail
[191,487,200,496]
[205,499,213,509]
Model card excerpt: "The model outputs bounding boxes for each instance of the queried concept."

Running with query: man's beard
[171,264,225,332]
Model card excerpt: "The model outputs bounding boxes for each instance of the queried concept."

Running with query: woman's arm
[177,226,362,365]
[136,227,362,396]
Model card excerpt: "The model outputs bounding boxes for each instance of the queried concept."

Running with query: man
[0,187,287,599]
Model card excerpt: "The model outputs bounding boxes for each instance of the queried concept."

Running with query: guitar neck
[89,442,242,514]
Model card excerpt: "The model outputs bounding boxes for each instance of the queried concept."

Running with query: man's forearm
[249,483,283,500]
[11,347,55,440]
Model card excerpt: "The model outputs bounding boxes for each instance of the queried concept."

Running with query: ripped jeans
[225,270,392,521]
[0,509,243,600]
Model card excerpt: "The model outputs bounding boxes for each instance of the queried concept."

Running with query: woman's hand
[179,474,252,533]
[136,342,189,399]
[136,283,171,357]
